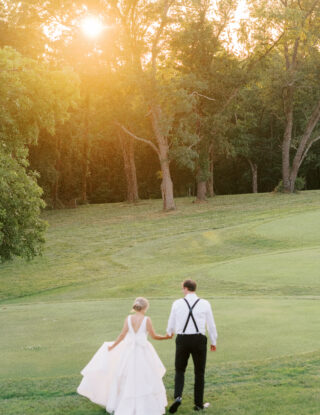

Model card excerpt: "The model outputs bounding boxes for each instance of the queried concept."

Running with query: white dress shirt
[166,293,218,346]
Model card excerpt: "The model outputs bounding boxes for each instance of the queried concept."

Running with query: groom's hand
[210,345,216,352]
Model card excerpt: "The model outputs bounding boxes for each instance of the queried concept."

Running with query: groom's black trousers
[174,334,207,407]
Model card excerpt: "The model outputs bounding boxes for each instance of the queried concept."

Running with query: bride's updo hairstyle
[132,297,149,312]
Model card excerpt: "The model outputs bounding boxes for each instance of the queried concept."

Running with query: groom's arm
[205,301,218,349]
[166,302,176,335]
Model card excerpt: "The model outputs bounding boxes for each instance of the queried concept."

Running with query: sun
[81,16,104,39]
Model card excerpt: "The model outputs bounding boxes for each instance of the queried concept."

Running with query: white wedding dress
[77,315,167,415]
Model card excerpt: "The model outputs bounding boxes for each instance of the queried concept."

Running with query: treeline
[1,0,320,260]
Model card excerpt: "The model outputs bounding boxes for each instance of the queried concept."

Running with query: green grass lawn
[1,191,320,414]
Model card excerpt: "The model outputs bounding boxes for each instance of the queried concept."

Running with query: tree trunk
[207,144,215,197]
[81,92,90,204]
[119,130,139,202]
[247,159,258,193]
[51,136,64,209]
[289,168,298,192]
[252,164,258,193]
[289,100,320,192]
[81,137,89,204]
[196,181,207,202]
[151,104,176,211]
[195,142,210,202]
[282,92,320,192]
[51,178,63,209]
[282,87,294,192]
[159,144,175,211]
[206,176,214,198]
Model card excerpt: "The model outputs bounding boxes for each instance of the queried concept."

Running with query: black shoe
[169,397,182,413]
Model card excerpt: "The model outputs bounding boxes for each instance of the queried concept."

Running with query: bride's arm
[108,317,129,351]
[146,317,173,340]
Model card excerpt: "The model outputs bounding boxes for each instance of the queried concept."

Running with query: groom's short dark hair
[183,279,197,291]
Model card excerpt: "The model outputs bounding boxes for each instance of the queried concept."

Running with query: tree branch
[304,0,320,20]
[247,31,285,72]
[299,135,320,167]
[191,92,215,101]
[295,99,320,159]
[115,122,160,155]
[151,0,173,73]
[291,38,300,69]
[0,68,22,73]
[220,86,241,113]
[218,31,285,114]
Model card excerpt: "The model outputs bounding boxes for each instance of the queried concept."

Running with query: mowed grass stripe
[1,298,319,379]
[2,193,320,302]
[1,352,319,415]
[1,192,320,414]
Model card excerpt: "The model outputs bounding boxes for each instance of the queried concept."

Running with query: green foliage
[3,0,320,210]
[0,1,47,57]
[0,47,79,156]
[0,151,47,262]
[294,176,306,191]
[273,180,285,193]
[0,46,79,258]
[274,177,306,193]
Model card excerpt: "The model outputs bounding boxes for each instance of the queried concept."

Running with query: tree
[29,118,83,208]
[0,151,46,262]
[231,82,265,193]
[105,0,203,210]
[0,46,79,259]
[0,47,79,154]
[0,1,47,57]
[118,129,139,202]
[167,0,244,201]
[248,0,320,192]
[90,68,141,204]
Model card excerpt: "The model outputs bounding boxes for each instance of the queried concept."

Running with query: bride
[77,297,172,415]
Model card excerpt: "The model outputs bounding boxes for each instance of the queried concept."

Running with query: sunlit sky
[234,0,250,22]
[43,15,105,41]
[80,16,105,38]
[43,0,250,53]
[224,0,250,54]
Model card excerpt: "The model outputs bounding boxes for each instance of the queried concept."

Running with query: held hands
[210,345,217,352]
[165,333,174,339]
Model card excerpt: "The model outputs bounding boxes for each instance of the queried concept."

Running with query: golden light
[222,0,250,55]
[81,16,104,39]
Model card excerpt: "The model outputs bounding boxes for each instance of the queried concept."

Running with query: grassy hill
[1,191,320,414]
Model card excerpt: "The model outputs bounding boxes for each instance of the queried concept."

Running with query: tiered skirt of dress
[77,316,167,415]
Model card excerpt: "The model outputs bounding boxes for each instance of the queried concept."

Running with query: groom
[167,279,218,412]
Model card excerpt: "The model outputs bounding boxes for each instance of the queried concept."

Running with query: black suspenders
[182,298,201,333]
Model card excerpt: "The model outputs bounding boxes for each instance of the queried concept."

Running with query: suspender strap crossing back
[182,298,201,333]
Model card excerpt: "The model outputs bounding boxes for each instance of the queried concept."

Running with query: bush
[273,177,306,193]
[0,152,47,262]
[294,176,306,191]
